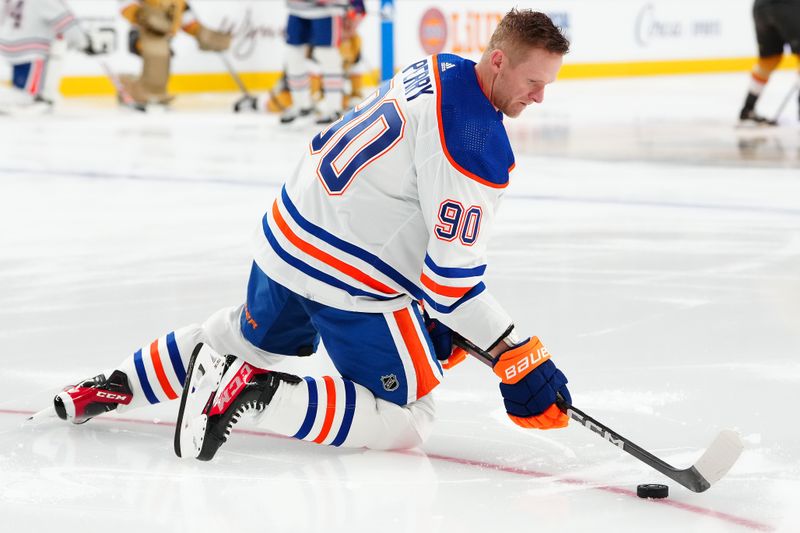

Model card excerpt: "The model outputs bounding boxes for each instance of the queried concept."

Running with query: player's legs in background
[0,59,51,115]
[310,16,345,124]
[120,30,172,107]
[177,265,440,460]
[282,15,314,123]
[39,36,67,105]
[740,4,788,124]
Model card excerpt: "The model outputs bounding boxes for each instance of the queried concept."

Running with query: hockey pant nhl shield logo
[381,374,399,392]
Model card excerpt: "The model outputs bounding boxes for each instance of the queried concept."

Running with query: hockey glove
[423,312,466,370]
[195,26,232,52]
[493,337,570,429]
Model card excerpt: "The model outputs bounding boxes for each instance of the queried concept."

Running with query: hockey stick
[98,60,145,112]
[771,78,800,124]
[218,53,261,112]
[452,334,744,493]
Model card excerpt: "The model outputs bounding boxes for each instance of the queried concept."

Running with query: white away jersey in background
[0,0,86,62]
[253,54,517,350]
[286,0,349,19]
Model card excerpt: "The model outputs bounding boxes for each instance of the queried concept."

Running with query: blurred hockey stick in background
[99,60,145,112]
[218,53,259,112]
[452,334,744,493]
[770,77,800,124]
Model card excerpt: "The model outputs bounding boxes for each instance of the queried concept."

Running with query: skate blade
[22,406,58,427]
[174,344,226,459]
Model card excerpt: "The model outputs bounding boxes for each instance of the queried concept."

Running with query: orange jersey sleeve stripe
[420,272,472,298]
[271,201,398,295]
[432,54,508,190]
[393,308,439,399]
[149,339,178,400]
[313,376,337,444]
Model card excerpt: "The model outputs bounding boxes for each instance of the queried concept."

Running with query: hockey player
[48,10,573,459]
[739,0,800,125]
[117,0,231,108]
[279,0,365,124]
[0,0,99,114]
[234,14,366,116]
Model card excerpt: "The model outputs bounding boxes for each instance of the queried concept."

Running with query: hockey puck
[637,483,669,499]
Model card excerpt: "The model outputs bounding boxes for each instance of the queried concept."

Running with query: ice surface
[1,72,798,532]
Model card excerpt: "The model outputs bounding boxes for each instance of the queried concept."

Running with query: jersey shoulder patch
[433,53,514,189]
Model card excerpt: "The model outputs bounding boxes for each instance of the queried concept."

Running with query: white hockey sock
[315,46,344,113]
[749,71,768,95]
[285,44,312,110]
[256,375,435,450]
[113,325,205,412]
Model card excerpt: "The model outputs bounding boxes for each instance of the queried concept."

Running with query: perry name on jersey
[252,54,517,349]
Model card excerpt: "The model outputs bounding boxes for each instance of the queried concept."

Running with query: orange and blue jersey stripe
[263,187,486,314]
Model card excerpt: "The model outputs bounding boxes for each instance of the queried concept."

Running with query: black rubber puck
[637,483,669,499]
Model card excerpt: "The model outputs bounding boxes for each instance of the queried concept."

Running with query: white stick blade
[693,429,744,486]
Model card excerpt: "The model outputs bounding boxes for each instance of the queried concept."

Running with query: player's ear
[490,49,504,73]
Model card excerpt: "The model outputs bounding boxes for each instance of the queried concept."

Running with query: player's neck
[474,63,499,112]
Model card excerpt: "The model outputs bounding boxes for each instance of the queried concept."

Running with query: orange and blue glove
[493,337,571,429]
[423,312,467,370]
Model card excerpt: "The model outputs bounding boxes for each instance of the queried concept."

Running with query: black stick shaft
[451,334,710,492]
[219,53,251,96]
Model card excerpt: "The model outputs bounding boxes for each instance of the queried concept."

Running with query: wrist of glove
[195,25,232,52]
[423,311,466,370]
[493,337,571,430]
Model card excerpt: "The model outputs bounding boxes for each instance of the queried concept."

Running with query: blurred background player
[45,10,574,461]
[279,0,365,124]
[739,0,800,125]
[118,0,231,108]
[0,0,100,115]
[234,8,366,117]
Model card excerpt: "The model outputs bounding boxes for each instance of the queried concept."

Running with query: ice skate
[738,107,777,127]
[315,109,342,125]
[174,343,300,461]
[233,94,258,113]
[279,106,313,124]
[52,370,133,424]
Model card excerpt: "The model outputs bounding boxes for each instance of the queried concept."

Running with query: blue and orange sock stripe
[293,376,356,446]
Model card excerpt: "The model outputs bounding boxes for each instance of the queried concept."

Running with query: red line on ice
[2,408,773,532]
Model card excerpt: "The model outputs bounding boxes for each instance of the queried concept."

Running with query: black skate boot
[279,106,313,124]
[739,92,776,126]
[739,107,777,126]
[53,370,133,424]
[174,344,301,461]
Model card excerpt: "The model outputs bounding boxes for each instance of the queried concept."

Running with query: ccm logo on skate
[96,391,132,403]
[210,363,262,416]
[503,347,551,381]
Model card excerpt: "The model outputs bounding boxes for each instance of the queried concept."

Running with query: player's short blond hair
[486,9,570,64]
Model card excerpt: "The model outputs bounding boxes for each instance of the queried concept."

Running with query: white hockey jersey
[253,54,517,350]
[286,0,349,20]
[0,0,86,62]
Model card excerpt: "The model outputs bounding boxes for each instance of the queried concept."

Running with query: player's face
[493,47,563,118]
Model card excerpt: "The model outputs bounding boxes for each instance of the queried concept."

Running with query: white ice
[1,71,798,533]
